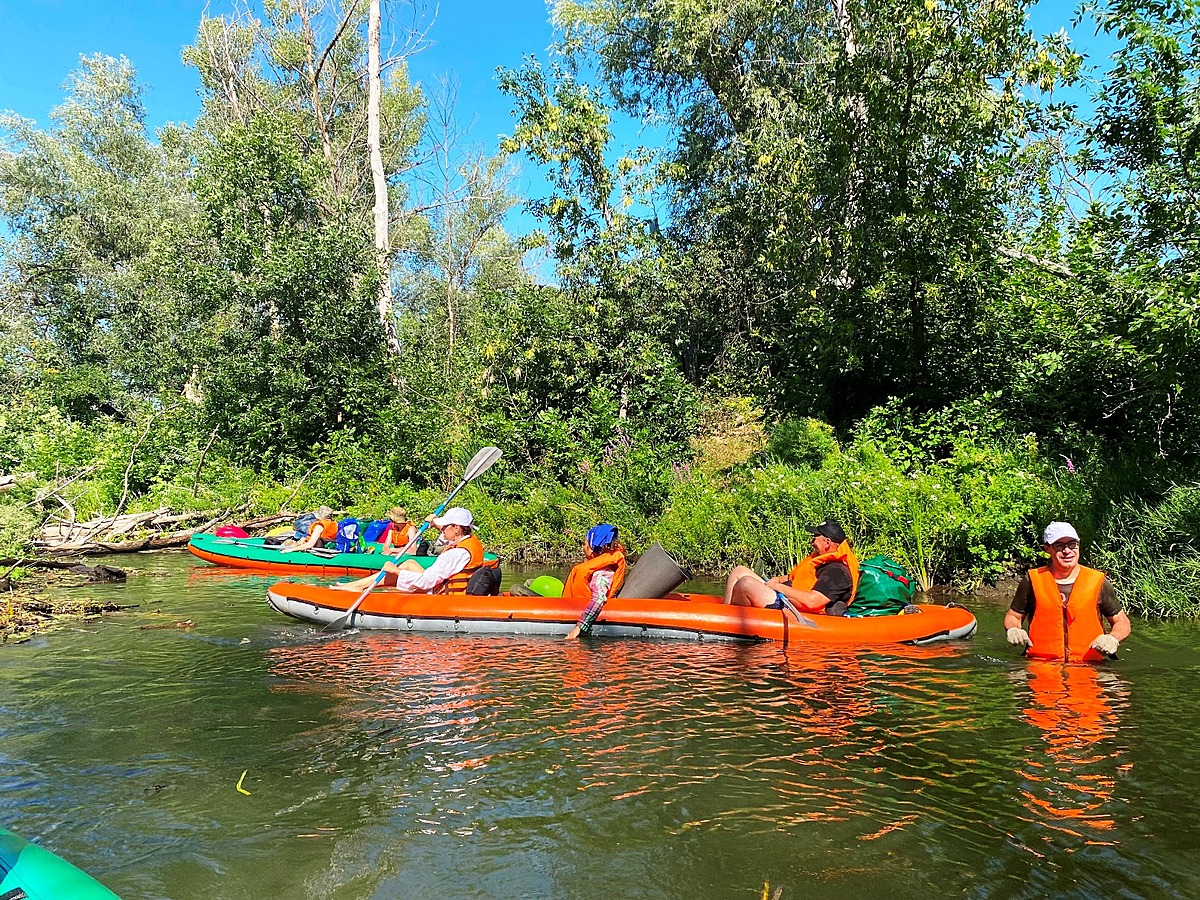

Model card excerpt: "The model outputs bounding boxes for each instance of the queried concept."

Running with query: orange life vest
[787,541,860,612]
[1026,565,1107,663]
[310,519,338,542]
[439,533,498,594]
[562,548,627,604]
[387,522,418,549]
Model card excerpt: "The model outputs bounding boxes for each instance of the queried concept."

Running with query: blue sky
[0,0,1113,129]
[0,0,1114,242]
[0,0,558,138]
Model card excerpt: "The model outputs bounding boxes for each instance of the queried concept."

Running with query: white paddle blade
[462,446,502,482]
[321,446,501,633]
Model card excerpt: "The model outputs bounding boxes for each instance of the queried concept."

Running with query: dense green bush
[1091,484,1200,618]
[3,377,1199,617]
[0,505,39,558]
[763,417,839,469]
[654,418,1088,590]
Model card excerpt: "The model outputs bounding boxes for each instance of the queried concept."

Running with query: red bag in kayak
[215,525,250,538]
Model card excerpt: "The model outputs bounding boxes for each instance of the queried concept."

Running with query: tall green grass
[653,427,1088,589]
[1091,484,1200,618]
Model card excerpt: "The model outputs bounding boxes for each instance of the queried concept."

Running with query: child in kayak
[565,524,627,639]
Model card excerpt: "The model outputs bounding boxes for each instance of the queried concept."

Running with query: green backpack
[850,555,918,616]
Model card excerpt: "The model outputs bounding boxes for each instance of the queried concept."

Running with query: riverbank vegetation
[3,0,1200,616]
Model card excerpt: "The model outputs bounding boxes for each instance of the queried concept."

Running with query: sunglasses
[1050,540,1080,551]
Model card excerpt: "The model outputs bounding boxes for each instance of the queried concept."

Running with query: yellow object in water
[236,770,251,795]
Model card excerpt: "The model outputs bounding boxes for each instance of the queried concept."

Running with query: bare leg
[332,567,401,592]
[730,576,781,608]
[332,574,375,592]
[724,566,763,604]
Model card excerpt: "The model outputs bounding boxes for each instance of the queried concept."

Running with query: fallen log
[139,619,194,630]
[0,473,29,493]
[1,557,105,571]
[33,510,297,556]
[148,509,225,527]
[68,564,127,582]
[0,558,128,580]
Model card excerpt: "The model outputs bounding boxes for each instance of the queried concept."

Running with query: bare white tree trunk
[833,0,865,291]
[368,0,395,348]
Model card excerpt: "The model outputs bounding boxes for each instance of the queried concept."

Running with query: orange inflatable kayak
[265,582,977,645]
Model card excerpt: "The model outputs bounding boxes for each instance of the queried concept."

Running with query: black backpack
[466,565,502,596]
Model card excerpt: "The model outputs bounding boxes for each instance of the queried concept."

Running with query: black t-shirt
[811,560,853,617]
[1010,571,1122,619]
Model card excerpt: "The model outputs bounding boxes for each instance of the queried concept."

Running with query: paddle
[213,538,341,559]
[773,591,812,625]
[322,446,503,633]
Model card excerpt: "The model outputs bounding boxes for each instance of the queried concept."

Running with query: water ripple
[4,554,1200,898]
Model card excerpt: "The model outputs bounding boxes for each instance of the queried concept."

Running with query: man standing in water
[1005,521,1132,662]
[724,519,859,615]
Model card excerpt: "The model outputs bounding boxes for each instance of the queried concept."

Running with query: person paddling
[565,524,627,640]
[1005,521,1131,662]
[333,507,489,594]
[724,519,859,615]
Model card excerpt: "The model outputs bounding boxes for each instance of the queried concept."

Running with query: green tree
[498,59,698,456]
[0,54,201,414]
[547,0,1077,422]
[184,0,427,339]
[184,113,390,468]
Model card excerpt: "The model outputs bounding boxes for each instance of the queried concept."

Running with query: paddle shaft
[775,591,811,626]
[213,538,341,558]
[325,447,502,631]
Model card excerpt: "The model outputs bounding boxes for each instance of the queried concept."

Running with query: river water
[3,551,1200,899]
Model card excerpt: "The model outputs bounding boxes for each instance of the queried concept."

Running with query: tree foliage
[6,0,1200,608]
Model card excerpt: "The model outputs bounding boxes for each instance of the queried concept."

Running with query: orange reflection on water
[753,642,980,831]
[1016,662,1129,838]
[265,632,985,839]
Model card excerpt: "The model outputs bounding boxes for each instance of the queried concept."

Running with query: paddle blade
[321,446,501,634]
[462,446,503,482]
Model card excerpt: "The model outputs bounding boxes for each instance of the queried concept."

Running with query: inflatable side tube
[0,827,121,899]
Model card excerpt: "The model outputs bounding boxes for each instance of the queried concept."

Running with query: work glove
[1090,633,1120,656]
[1006,627,1032,648]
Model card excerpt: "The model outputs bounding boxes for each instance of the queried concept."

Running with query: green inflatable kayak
[0,826,120,899]
[187,532,500,577]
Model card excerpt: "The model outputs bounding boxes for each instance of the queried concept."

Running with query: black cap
[807,519,847,543]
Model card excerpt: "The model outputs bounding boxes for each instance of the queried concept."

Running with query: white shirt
[392,545,471,592]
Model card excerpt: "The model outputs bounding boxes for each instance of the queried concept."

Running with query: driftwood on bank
[33,510,295,556]
[0,560,127,588]
[0,558,125,574]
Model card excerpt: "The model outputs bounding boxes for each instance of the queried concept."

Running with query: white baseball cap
[432,507,474,528]
[1043,521,1080,545]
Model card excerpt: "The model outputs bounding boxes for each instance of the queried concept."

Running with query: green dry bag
[850,555,917,616]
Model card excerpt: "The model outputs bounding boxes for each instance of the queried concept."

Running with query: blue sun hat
[586,524,618,552]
